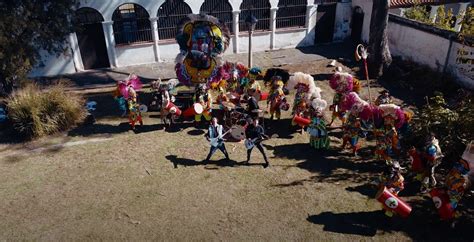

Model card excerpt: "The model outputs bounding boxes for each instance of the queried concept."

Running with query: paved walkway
[60,42,356,92]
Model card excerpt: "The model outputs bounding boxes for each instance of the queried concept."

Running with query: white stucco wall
[351,0,372,43]
[389,19,474,89]
[274,30,308,49]
[115,44,156,67]
[333,2,353,41]
[29,48,77,77]
[30,0,317,77]
[388,21,451,71]
[238,33,272,54]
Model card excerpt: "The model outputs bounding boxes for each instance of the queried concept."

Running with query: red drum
[376,187,412,218]
[292,115,311,127]
[260,92,269,101]
[165,102,182,116]
[183,103,203,117]
[430,188,455,220]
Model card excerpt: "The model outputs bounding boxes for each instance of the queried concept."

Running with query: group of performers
[109,13,472,226]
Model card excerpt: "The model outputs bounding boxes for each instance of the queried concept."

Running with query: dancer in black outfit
[244,118,270,168]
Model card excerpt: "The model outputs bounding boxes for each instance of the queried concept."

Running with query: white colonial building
[31,0,362,77]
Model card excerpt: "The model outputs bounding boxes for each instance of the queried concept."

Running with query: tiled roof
[390,0,471,8]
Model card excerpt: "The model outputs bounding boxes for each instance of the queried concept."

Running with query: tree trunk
[368,0,392,78]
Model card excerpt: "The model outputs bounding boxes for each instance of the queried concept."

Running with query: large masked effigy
[175,14,231,87]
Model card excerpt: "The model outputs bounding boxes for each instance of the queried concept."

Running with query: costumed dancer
[409,134,444,193]
[421,134,444,193]
[328,67,361,126]
[223,61,248,95]
[263,68,290,94]
[445,154,471,220]
[429,143,472,227]
[340,92,373,156]
[288,72,319,132]
[244,67,262,98]
[113,80,127,117]
[267,76,288,120]
[244,118,270,168]
[149,79,162,111]
[376,161,406,217]
[194,84,213,125]
[375,104,406,164]
[204,117,230,162]
[118,74,143,130]
[159,79,180,127]
[375,90,392,106]
[126,87,143,130]
[308,98,329,150]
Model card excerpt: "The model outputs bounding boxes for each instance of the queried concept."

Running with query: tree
[0,0,78,96]
[404,5,430,23]
[368,0,392,78]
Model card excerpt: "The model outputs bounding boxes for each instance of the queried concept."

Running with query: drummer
[245,88,260,119]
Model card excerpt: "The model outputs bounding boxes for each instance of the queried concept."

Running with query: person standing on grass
[244,118,270,168]
[204,117,230,162]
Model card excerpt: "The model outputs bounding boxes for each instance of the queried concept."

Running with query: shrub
[407,92,473,161]
[7,81,86,139]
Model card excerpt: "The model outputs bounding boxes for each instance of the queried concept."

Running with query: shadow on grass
[307,196,474,240]
[166,155,265,169]
[268,143,385,184]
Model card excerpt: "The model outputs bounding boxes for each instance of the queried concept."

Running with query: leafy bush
[7,82,86,139]
[407,92,473,161]
[404,5,431,23]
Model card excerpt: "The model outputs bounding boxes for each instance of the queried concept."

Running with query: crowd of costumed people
[107,14,473,227]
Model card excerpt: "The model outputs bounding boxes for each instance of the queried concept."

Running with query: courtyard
[1,44,473,241]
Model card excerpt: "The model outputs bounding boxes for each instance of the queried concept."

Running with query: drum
[259,92,269,101]
[221,101,236,111]
[376,187,412,218]
[252,109,264,118]
[228,92,241,105]
[430,188,455,220]
[230,125,246,140]
[292,115,311,127]
[183,103,203,117]
[139,104,148,113]
[164,102,182,116]
[279,101,290,111]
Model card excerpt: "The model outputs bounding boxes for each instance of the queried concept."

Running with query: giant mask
[175,14,230,86]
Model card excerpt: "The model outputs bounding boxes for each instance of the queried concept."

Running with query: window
[200,0,234,34]
[157,0,192,40]
[239,0,271,32]
[276,0,307,29]
[75,7,104,25]
[112,4,152,45]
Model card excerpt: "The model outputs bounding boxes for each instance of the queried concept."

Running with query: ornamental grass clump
[7,82,86,139]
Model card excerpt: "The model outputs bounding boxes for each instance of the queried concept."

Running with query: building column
[306,4,317,35]
[429,6,439,23]
[454,3,469,32]
[102,21,118,68]
[270,7,278,50]
[68,32,84,72]
[150,17,161,62]
[232,10,240,53]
